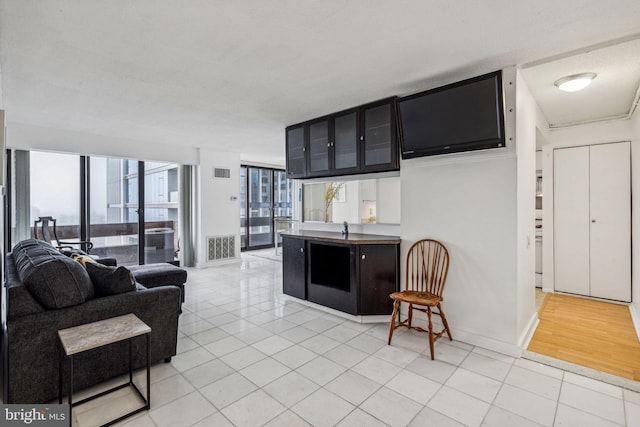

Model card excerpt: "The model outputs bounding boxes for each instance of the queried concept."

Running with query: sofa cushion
[85,262,136,297]
[23,257,94,309]
[12,239,63,282]
[128,263,188,287]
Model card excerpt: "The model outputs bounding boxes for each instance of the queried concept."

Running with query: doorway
[239,166,293,251]
[528,141,637,384]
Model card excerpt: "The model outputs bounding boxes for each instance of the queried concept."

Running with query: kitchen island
[281,230,400,317]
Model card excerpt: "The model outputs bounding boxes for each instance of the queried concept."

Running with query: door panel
[359,244,398,315]
[89,157,140,266]
[143,162,179,264]
[282,237,306,299]
[248,167,273,248]
[554,146,590,296]
[589,142,631,301]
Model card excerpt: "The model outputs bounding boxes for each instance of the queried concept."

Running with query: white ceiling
[1,1,639,165]
[521,38,640,128]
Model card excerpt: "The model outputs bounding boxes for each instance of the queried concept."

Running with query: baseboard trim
[398,312,522,357]
[518,312,540,349]
[453,329,523,358]
[629,304,640,342]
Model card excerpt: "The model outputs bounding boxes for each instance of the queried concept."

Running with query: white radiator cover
[207,235,236,261]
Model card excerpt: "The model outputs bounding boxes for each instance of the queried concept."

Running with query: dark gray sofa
[2,239,182,403]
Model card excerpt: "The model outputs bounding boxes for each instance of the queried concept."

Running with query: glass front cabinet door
[286,125,306,178]
[307,119,330,176]
[361,99,399,172]
[332,109,360,174]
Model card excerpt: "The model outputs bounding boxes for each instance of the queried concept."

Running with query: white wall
[195,148,241,267]
[6,122,199,165]
[0,61,3,109]
[401,153,519,353]
[514,71,538,347]
[376,176,401,224]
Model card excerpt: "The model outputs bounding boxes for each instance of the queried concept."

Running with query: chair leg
[408,303,413,328]
[388,300,400,345]
[427,306,435,360]
[438,303,453,341]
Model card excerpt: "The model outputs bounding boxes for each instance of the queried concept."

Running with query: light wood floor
[528,293,640,381]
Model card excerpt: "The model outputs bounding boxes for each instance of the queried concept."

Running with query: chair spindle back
[34,216,58,245]
[405,239,450,297]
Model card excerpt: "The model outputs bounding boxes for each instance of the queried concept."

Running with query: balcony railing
[30,220,177,266]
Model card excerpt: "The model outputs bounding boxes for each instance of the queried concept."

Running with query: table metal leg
[58,342,63,404]
[146,334,150,408]
[129,339,133,385]
[68,355,73,422]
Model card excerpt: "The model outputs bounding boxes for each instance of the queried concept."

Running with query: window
[30,151,80,242]
[19,150,181,265]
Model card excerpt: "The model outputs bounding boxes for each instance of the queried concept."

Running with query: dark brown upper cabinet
[285,97,399,179]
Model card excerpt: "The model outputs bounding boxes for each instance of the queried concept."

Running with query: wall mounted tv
[398,70,505,159]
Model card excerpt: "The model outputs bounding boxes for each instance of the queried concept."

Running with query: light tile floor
[70,253,640,426]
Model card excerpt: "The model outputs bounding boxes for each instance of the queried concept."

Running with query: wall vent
[213,167,231,179]
[207,235,236,261]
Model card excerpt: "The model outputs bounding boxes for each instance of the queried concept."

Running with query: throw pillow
[23,257,94,309]
[71,253,97,267]
[85,262,136,297]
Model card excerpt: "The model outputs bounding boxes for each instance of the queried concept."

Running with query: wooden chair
[33,216,94,253]
[388,239,452,360]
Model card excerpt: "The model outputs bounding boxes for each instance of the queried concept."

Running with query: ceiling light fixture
[554,72,597,92]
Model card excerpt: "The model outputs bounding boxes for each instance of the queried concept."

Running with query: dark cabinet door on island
[306,242,359,315]
[358,244,399,315]
[282,237,306,299]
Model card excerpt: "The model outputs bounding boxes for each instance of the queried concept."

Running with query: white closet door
[554,146,590,296]
[589,142,631,302]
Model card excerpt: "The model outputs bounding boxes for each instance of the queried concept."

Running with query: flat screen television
[398,70,505,159]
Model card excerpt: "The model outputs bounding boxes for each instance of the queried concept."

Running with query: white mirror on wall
[302,177,400,225]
